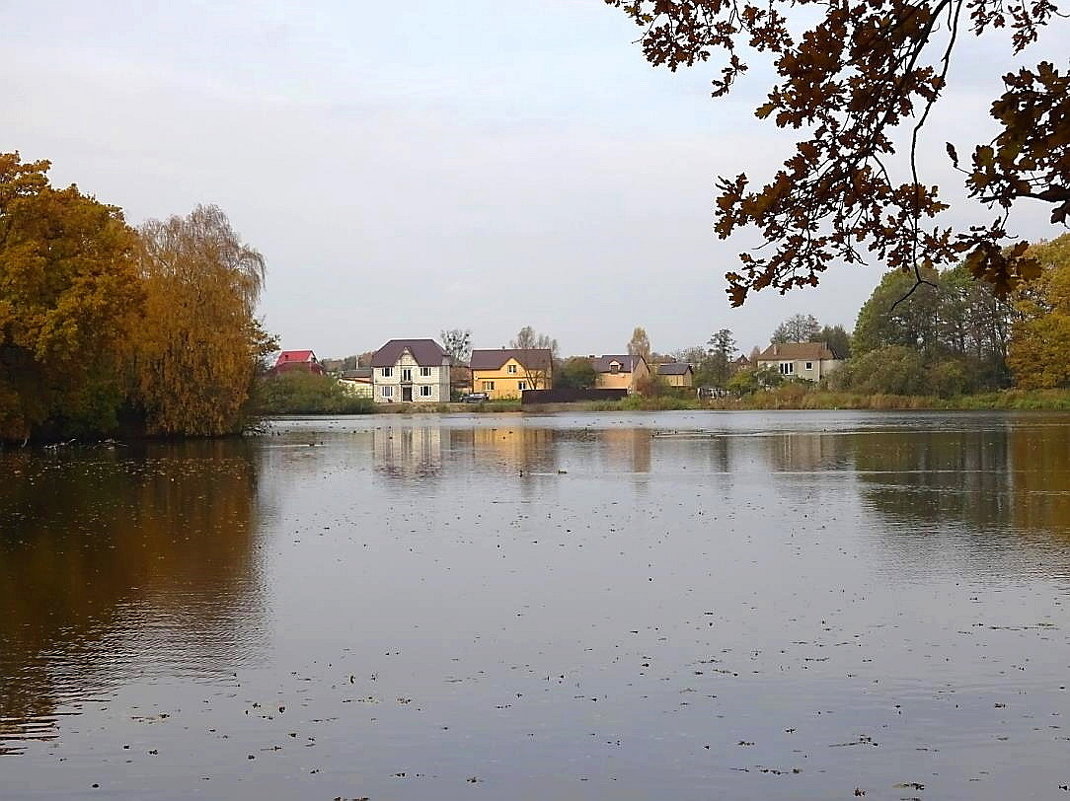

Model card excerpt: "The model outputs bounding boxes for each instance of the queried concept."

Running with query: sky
[8,0,1065,359]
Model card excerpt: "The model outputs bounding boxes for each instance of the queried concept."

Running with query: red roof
[275,350,317,365]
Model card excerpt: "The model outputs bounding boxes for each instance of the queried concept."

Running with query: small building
[656,362,694,388]
[470,348,554,400]
[755,342,842,382]
[270,350,325,376]
[591,355,650,394]
[338,367,373,399]
[371,339,451,403]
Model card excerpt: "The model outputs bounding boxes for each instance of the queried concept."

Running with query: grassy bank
[268,388,1070,417]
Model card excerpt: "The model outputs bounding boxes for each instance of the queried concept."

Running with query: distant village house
[755,342,842,382]
[656,362,694,388]
[371,339,451,403]
[591,355,650,394]
[270,350,325,376]
[470,348,554,399]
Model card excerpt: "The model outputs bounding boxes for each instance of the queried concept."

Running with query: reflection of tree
[1008,423,1070,538]
[764,432,851,474]
[0,442,264,749]
[852,421,1070,570]
[854,429,1014,530]
[373,427,442,479]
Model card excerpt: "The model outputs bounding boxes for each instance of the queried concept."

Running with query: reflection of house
[338,368,373,398]
[470,349,553,399]
[755,342,842,381]
[472,426,556,472]
[371,339,451,403]
[373,427,442,478]
[591,355,650,394]
[270,349,325,376]
[657,362,694,388]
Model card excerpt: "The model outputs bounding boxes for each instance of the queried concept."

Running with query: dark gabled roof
[470,348,553,372]
[591,355,644,374]
[756,342,838,361]
[371,339,448,368]
[657,362,693,376]
[340,368,373,380]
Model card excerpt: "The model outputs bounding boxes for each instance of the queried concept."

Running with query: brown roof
[470,348,553,372]
[591,355,645,374]
[756,342,838,361]
[371,339,448,368]
[657,362,693,376]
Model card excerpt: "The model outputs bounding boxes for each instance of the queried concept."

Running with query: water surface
[2,411,1069,799]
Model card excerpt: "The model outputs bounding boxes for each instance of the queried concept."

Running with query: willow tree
[134,205,267,436]
[0,153,142,441]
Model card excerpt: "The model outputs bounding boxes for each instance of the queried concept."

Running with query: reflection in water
[373,426,443,479]
[0,442,264,750]
[3,413,1070,800]
[846,420,1070,575]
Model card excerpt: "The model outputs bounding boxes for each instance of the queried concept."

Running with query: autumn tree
[440,328,472,364]
[607,0,1068,303]
[0,153,143,441]
[627,326,652,363]
[1007,234,1070,388]
[510,326,558,357]
[133,205,268,436]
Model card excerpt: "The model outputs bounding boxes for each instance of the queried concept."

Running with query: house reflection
[373,426,443,479]
[470,426,557,474]
[0,442,265,750]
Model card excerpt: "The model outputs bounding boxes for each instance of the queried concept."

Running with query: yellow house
[656,362,694,388]
[470,348,554,400]
[592,355,650,394]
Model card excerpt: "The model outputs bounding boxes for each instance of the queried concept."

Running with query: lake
[2,411,1069,800]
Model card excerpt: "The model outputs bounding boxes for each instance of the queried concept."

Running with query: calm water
[1,411,1069,800]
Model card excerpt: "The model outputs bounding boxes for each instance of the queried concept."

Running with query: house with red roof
[270,350,325,376]
[371,339,451,403]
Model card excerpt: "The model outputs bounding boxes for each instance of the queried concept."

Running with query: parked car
[462,392,489,403]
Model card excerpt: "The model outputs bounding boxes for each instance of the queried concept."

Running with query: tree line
[0,153,272,443]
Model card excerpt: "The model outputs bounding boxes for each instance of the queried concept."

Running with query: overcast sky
[9,1,1064,358]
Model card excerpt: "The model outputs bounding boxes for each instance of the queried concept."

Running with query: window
[482,381,495,391]
[518,381,527,392]
[420,366,432,377]
[779,362,794,375]
[609,362,621,374]
[381,386,394,397]
[805,361,813,370]
[507,364,518,374]
[420,385,433,397]
[401,368,412,382]
[381,367,393,378]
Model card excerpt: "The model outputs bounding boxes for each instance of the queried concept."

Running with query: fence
[521,388,629,405]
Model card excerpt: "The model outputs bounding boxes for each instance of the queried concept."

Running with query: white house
[371,339,451,403]
[755,342,843,382]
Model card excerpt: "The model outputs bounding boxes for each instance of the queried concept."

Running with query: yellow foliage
[132,206,266,436]
[1008,234,1070,389]
[0,153,142,440]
